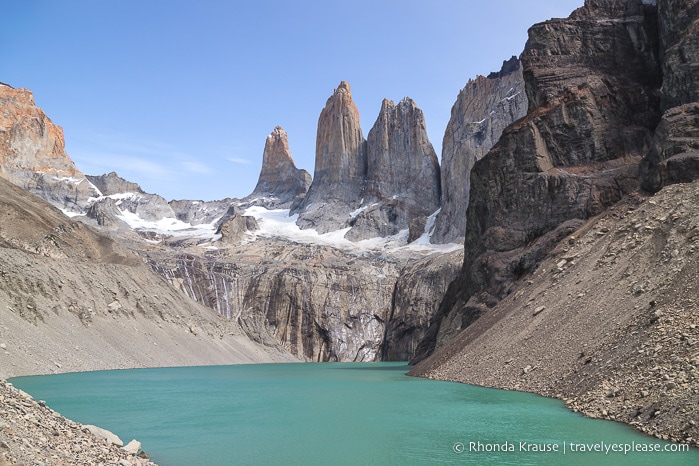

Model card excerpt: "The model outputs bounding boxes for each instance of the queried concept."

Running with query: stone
[85,172,176,222]
[122,439,141,455]
[413,0,662,362]
[432,56,528,244]
[214,205,259,244]
[0,84,101,213]
[246,126,311,209]
[345,98,440,241]
[294,81,367,233]
[84,424,124,446]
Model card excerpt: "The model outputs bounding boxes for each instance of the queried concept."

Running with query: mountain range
[0,0,697,457]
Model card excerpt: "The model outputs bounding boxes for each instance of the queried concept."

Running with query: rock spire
[247,126,311,209]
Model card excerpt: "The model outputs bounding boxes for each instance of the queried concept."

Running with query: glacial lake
[10,362,699,465]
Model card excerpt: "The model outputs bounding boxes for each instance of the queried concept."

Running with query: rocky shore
[0,379,155,466]
[410,181,699,448]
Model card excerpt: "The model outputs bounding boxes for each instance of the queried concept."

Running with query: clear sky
[2,1,583,201]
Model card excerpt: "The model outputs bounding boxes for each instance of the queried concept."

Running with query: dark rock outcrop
[345,98,441,241]
[169,198,236,225]
[246,126,311,209]
[431,57,528,244]
[293,81,367,233]
[414,0,663,362]
[640,0,699,191]
[85,197,126,228]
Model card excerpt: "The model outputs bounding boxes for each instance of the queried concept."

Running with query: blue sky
[2,1,583,201]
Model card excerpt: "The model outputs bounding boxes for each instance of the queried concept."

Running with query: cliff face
[414,0,663,362]
[293,81,367,233]
[0,84,99,212]
[431,57,528,244]
[640,0,699,191]
[247,126,311,209]
[147,242,462,362]
[346,97,441,241]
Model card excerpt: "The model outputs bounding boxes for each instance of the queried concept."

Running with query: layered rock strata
[246,126,311,209]
[640,0,699,191]
[147,241,463,362]
[431,57,528,244]
[414,0,663,362]
[411,180,699,447]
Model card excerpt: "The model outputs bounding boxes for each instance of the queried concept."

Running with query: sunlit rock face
[0,84,100,212]
[246,126,311,210]
[293,81,367,234]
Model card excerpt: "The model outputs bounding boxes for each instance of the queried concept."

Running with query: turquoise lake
[10,363,699,465]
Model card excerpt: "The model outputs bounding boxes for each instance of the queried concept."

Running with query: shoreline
[0,378,156,466]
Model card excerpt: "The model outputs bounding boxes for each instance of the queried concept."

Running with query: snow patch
[116,209,219,238]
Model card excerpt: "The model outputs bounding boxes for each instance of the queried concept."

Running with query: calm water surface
[10,363,699,465]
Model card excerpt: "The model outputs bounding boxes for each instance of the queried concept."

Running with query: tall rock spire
[293,81,367,233]
[345,97,441,241]
[247,126,311,209]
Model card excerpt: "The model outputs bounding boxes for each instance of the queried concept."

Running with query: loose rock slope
[411,179,699,446]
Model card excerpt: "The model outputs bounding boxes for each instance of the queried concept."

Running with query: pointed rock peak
[262,126,296,167]
[268,125,286,140]
[336,81,352,94]
[487,56,521,79]
[249,126,311,208]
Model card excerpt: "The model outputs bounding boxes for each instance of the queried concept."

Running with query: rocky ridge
[413,0,664,363]
[410,0,699,448]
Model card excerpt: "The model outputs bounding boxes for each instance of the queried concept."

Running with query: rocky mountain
[431,56,528,244]
[85,172,176,225]
[640,0,699,191]
[0,175,292,380]
[293,82,444,242]
[0,83,99,213]
[411,0,699,447]
[245,126,311,209]
[146,240,461,362]
[293,81,367,233]
[413,0,664,363]
[345,97,441,242]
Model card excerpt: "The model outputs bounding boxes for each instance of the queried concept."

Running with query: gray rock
[346,98,440,241]
[122,439,141,455]
[246,126,311,209]
[84,424,123,446]
[294,82,367,233]
[431,57,528,244]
